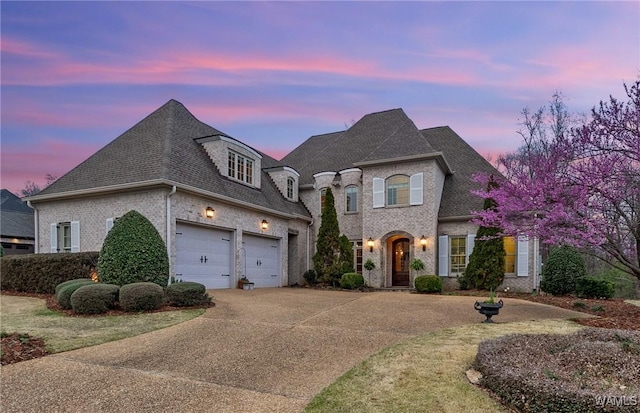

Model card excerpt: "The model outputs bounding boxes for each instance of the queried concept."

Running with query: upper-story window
[287,177,295,199]
[386,175,409,206]
[345,185,358,212]
[228,151,254,184]
[320,187,328,212]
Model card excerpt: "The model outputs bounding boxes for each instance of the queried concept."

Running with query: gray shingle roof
[1,190,34,238]
[282,109,436,185]
[421,126,500,218]
[35,100,310,219]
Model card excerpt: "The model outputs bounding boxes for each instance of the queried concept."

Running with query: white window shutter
[409,172,423,205]
[50,223,58,253]
[373,177,385,208]
[466,234,476,264]
[517,235,529,276]
[106,218,114,235]
[70,221,80,253]
[438,235,449,276]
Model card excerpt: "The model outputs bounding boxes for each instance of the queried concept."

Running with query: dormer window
[287,177,295,199]
[228,151,254,185]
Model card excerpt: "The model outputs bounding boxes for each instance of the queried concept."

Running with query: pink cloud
[1,139,100,193]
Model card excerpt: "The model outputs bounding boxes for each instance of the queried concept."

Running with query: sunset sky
[1,1,638,194]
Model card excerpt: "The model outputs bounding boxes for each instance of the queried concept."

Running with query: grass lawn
[305,319,584,413]
[0,294,204,353]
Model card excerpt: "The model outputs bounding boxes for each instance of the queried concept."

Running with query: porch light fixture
[367,237,374,252]
[205,206,215,218]
[420,235,427,251]
[261,219,269,230]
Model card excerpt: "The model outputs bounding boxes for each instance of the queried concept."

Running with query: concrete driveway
[1,289,588,412]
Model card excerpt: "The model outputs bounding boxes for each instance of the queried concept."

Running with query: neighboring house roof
[421,126,500,219]
[0,189,35,239]
[32,100,310,219]
[282,109,438,186]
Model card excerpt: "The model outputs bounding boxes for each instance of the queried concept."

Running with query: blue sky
[1,1,638,193]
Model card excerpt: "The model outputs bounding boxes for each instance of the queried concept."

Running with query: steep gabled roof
[421,126,500,218]
[0,189,34,238]
[282,109,437,185]
[34,100,310,219]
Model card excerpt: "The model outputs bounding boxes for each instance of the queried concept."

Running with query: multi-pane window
[320,188,328,212]
[504,236,516,273]
[345,185,358,212]
[352,241,363,274]
[386,175,409,206]
[58,222,72,252]
[228,151,253,184]
[450,236,467,274]
[287,177,295,199]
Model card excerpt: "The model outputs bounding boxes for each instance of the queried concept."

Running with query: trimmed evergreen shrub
[70,284,120,314]
[57,281,95,310]
[340,272,365,289]
[540,246,587,296]
[98,210,169,287]
[55,278,94,296]
[576,277,615,299]
[463,182,506,290]
[119,282,165,312]
[415,275,443,293]
[166,282,211,307]
[1,252,99,294]
[303,269,318,285]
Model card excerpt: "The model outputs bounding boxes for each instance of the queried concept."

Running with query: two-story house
[26,100,537,292]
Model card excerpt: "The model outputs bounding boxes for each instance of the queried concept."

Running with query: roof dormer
[196,135,262,189]
[265,166,300,201]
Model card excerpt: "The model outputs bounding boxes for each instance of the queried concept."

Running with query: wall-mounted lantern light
[367,237,374,252]
[205,206,215,218]
[261,219,269,231]
[420,235,427,251]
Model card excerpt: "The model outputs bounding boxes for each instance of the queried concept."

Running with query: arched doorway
[392,238,410,286]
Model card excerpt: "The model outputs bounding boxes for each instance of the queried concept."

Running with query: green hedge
[70,284,120,314]
[119,282,165,312]
[1,252,99,294]
[56,281,95,310]
[340,272,365,289]
[166,282,211,307]
[576,277,615,299]
[415,275,443,293]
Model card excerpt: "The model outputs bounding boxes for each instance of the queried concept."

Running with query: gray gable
[35,100,310,219]
[283,109,436,185]
[421,126,500,218]
[1,189,34,239]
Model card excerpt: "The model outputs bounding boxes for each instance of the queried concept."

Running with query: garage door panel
[243,235,280,288]
[176,224,232,289]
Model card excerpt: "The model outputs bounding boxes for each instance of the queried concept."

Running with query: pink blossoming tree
[473,82,640,280]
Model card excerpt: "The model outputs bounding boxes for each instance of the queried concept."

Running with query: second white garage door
[242,234,280,288]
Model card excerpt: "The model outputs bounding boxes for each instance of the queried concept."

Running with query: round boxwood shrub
[70,283,120,314]
[414,275,443,293]
[55,278,94,296]
[340,272,365,289]
[166,282,212,307]
[97,210,169,287]
[56,281,95,310]
[119,282,165,312]
[576,276,615,299]
[540,246,587,296]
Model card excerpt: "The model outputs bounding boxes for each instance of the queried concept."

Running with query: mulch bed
[1,290,638,366]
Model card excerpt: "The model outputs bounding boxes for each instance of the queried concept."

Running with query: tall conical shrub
[463,179,506,290]
[313,188,350,284]
[98,210,169,287]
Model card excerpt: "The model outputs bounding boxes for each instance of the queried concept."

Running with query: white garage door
[175,223,233,289]
[242,234,280,288]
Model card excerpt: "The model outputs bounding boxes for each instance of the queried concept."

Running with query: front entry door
[392,238,410,286]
